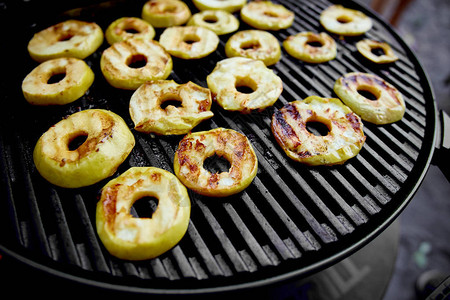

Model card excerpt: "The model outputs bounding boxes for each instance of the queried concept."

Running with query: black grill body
[0,0,437,294]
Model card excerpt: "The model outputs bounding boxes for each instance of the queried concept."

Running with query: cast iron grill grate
[0,0,436,293]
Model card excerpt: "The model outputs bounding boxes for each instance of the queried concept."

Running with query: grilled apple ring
[22,57,94,106]
[271,96,366,166]
[129,80,214,135]
[207,57,283,113]
[320,5,372,36]
[187,10,240,35]
[100,38,172,90]
[356,39,398,64]
[33,109,135,188]
[192,0,246,13]
[105,17,155,45]
[159,26,219,59]
[240,1,294,31]
[173,128,258,197]
[225,30,281,66]
[27,20,103,62]
[283,32,337,63]
[141,0,191,28]
[333,72,405,124]
[96,167,190,260]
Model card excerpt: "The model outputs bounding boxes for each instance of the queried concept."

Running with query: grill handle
[433,110,450,182]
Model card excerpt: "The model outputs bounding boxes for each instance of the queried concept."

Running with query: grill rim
[0,0,439,294]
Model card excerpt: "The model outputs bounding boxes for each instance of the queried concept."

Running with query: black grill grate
[0,0,436,294]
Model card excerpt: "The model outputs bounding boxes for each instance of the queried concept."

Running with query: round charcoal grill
[0,0,448,296]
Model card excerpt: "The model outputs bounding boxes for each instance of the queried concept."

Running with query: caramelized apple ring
[240,1,294,31]
[174,128,258,197]
[225,30,281,66]
[22,57,94,105]
[333,72,405,124]
[192,0,246,13]
[356,39,398,64]
[96,167,191,260]
[283,32,337,63]
[207,57,283,113]
[27,20,103,62]
[129,80,214,135]
[320,5,372,36]
[100,38,172,90]
[159,26,219,59]
[187,10,240,35]
[142,0,191,28]
[105,17,155,45]
[271,96,366,166]
[33,109,135,188]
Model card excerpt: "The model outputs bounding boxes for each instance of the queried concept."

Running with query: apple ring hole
[306,121,330,136]
[131,196,159,218]
[240,40,261,51]
[183,34,201,45]
[127,54,148,69]
[47,72,66,84]
[58,33,75,42]
[307,40,324,48]
[124,27,140,34]
[337,15,353,24]
[162,5,178,13]
[160,95,183,109]
[235,76,257,94]
[203,15,219,24]
[371,47,386,56]
[203,153,231,174]
[357,85,380,101]
[263,10,279,18]
[68,133,88,151]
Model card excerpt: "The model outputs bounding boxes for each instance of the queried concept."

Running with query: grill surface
[0,0,437,294]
